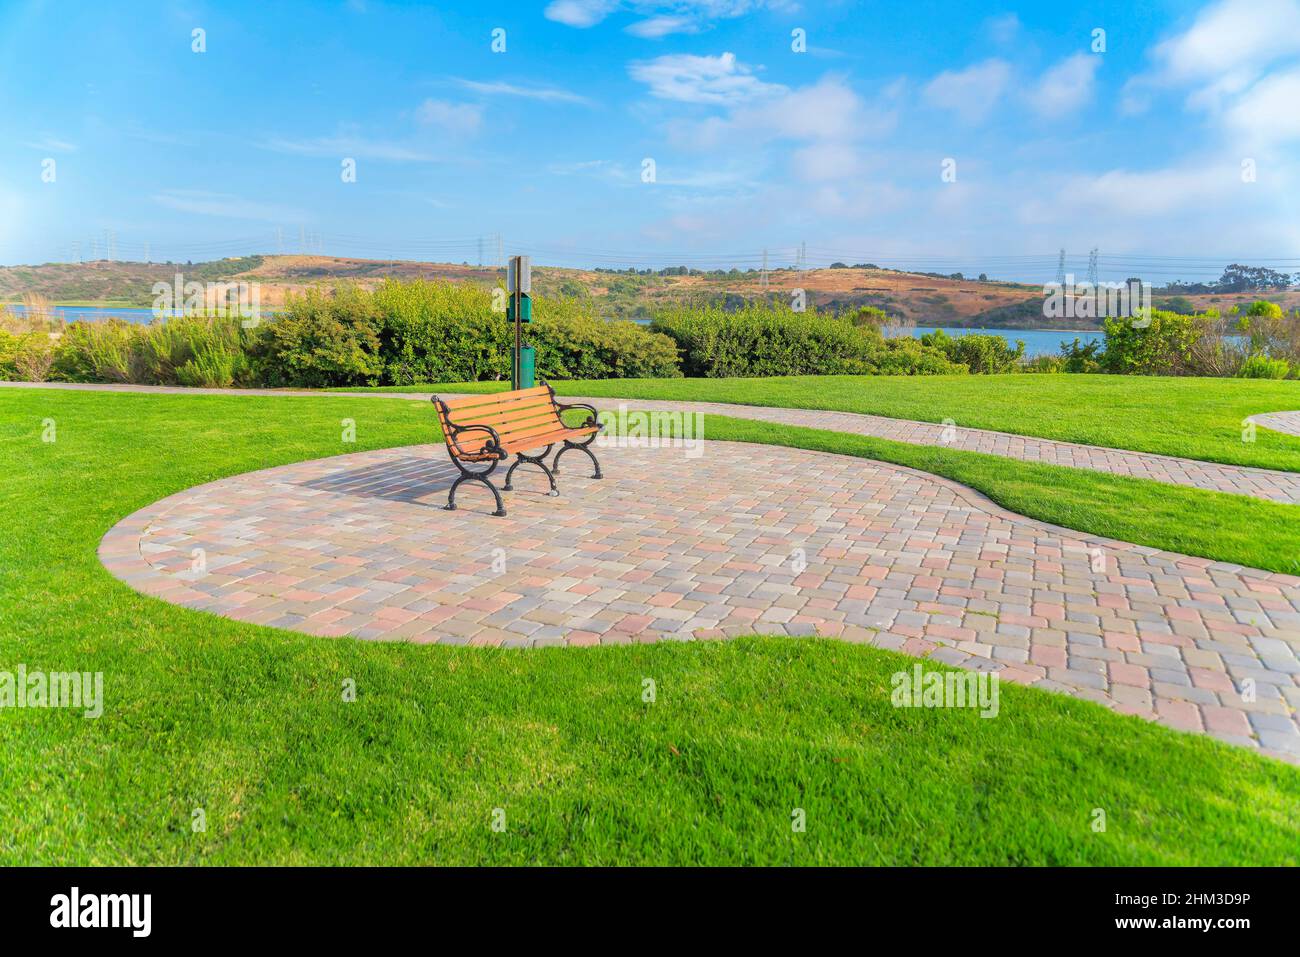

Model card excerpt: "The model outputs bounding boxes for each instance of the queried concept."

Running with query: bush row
[6,283,1297,385]
[1099,302,1299,378]
[3,280,685,387]
[650,303,964,377]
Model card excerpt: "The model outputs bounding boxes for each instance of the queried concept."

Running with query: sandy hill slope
[4,254,1296,328]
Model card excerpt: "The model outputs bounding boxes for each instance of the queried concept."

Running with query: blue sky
[2,0,1298,282]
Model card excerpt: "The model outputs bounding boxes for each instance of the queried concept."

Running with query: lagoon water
[908,327,1103,358]
[10,305,1102,360]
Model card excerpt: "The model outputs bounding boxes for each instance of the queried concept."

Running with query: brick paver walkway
[10,381,1300,504]
[1249,410,1300,438]
[549,395,1300,505]
[99,439,1300,760]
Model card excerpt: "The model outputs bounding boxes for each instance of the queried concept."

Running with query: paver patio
[99,438,1300,761]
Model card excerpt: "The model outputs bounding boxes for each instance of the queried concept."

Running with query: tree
[1216,263,1292,292]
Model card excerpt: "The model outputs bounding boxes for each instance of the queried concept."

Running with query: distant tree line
[1165,264,1299,294]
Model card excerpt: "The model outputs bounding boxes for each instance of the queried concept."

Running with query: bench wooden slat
[496,418,589,448]
[439,386,551,412]
[464,403,560,431]
[435,386,601,460]
[500,425,598,455]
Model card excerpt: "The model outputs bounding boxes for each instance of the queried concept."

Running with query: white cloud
[732,76,883,141]
[544,0,618,27]
[1026,54,1100,117]
[984,13,1020,44]
[629,52,783,104]
[1224,66,1300,146]
[454,79,590,105]
[414,99,483,135]
[1050,165,1236,218]
[922,59,1012,123]
[152,190,305,222]
[626,15,696,38]
[549,1,781,32]
[22,135,76,153]
[791,142,862,181]
[1150,0,1300,84]
[1120,0,1300,148]
[1124,0,1300,113]
[260,135,437,162]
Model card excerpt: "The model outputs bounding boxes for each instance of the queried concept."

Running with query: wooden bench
[432,384,604,516]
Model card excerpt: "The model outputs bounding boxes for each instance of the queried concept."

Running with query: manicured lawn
[1,387,1297,865]
[350,374,1300,473]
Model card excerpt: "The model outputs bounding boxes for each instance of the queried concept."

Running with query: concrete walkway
[8,380,1300,504]
[98,440,1300,761]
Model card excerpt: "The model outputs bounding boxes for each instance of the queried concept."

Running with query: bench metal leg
[445,459,507,517]
[503,445,559,497]
[553,439,602,479]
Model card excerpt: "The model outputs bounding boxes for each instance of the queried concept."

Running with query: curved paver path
[9,381,1300,504]
[536,395,1300,505]
[1249,410,1300,438]
[99,439,1300,760]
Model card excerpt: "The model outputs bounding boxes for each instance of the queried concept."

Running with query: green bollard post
[520,345,535,389]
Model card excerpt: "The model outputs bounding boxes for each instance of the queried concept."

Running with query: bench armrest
[432,399,507,458]
[555,401,604,431]
[447,422,505,458]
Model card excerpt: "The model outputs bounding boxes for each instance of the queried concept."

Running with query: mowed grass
[351,373,1300,473]
[0,388,1297,865]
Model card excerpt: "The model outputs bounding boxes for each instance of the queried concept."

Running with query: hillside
[4,254,1298,327]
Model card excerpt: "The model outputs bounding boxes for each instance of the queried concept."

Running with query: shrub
[371,279,680,383]
[1237,354,1290,379]
[653,303,912,377]
[373,279,506,384]
[922,330,1024,373]
[1246,300,1284,319]
[530,305,681,380]
[0,327,57,382]
[138,314,251,385]
[0,330,22,379]
[253,285,385,387]
[176,342,248,388]
[872,335,967,375]
[845,305,892,329]
[52,319,145,383]
[1023,354,1065,373]
[1059,338,1103,373]
[1100,310,1202,375]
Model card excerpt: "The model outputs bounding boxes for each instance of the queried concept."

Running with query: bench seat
[433,384,604,516]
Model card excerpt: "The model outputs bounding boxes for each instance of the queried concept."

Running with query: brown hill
[3,254,1296,327]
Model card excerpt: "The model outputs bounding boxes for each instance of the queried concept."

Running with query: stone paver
[551,395,1300,505]
[11,381,1300,504]
[99,439,1300,761]
[1249,411,1300,438]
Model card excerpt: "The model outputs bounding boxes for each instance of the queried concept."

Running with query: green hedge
[651,303,963,377]
[369,280,680,384]
[921,329,1025,374]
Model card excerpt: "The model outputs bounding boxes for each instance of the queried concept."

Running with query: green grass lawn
[349,373,1300,473]
[1,387,1297,865]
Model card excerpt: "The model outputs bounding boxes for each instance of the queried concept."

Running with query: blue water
[909,327,1102,358]
[8,304,188,323]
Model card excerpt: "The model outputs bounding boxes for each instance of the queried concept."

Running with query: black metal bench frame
[433,383,604,518]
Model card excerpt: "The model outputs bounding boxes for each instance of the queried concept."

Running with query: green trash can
[519,345,536,389]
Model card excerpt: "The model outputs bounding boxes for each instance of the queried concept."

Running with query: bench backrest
[434,386,562,457]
